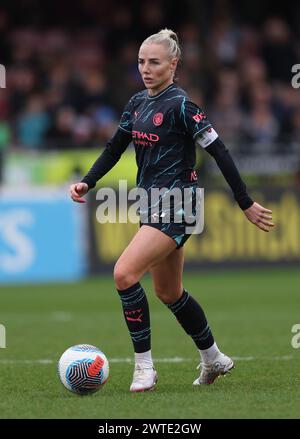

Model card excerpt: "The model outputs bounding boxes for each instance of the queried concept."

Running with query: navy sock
[166,289,214,350]
[117,282,151,353]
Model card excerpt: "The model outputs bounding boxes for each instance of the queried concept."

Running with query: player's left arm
[179,98,274,232]
[204,137,275,232]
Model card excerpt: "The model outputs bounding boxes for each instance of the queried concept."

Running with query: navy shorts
[140,220,195,249]
[139,182,200,249]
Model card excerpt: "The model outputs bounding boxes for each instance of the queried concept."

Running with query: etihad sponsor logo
[193,112,206,123]
[153,112,163,126]
[132,130,160,142]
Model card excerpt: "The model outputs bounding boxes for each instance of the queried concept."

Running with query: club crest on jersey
[153,112,163,126]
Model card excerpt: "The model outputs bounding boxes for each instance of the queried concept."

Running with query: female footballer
[70,29,274,392]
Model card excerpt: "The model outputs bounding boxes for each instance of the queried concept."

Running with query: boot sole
[130,374,158,393]
[194,360,235,385]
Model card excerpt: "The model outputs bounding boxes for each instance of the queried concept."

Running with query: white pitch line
[0,359,54,364]
[51,312,73,322]
[0,355,295,365]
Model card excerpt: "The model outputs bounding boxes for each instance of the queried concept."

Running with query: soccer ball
[58,344,109,395]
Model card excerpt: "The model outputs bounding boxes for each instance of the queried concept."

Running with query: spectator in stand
[0,1,299,158]
[45,106,75,149]
[16,95,50,148]
[262,17,298,83]
[242,82,279,153]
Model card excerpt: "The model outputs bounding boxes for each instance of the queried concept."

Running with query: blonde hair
[142,28,182,61]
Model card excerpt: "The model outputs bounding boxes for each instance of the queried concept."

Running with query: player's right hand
[69,182,89,203]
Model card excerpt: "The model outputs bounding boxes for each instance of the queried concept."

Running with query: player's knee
[113,265,138,291]
[154,286,182,304]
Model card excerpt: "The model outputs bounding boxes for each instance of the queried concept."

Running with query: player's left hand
[243,202,275,232]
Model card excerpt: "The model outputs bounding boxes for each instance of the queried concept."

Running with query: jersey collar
[147,83,177,100]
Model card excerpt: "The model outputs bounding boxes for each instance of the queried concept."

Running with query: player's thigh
[114,225,177,288]
[149,247,184,304]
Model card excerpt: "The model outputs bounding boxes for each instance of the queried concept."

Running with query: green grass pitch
[0,267,299,419]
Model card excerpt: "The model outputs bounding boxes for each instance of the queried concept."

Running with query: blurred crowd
[0,0,299,156]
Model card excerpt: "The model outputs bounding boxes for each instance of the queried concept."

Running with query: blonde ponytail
[142,28,181,61]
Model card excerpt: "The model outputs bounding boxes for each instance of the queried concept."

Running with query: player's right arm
[70,95,136,203]
[70,129,132,203]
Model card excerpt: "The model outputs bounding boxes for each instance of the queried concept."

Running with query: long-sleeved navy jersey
[82,82,253,211]
[118,82,216,190]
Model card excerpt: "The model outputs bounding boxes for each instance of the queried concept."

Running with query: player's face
[138,43,177,96]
